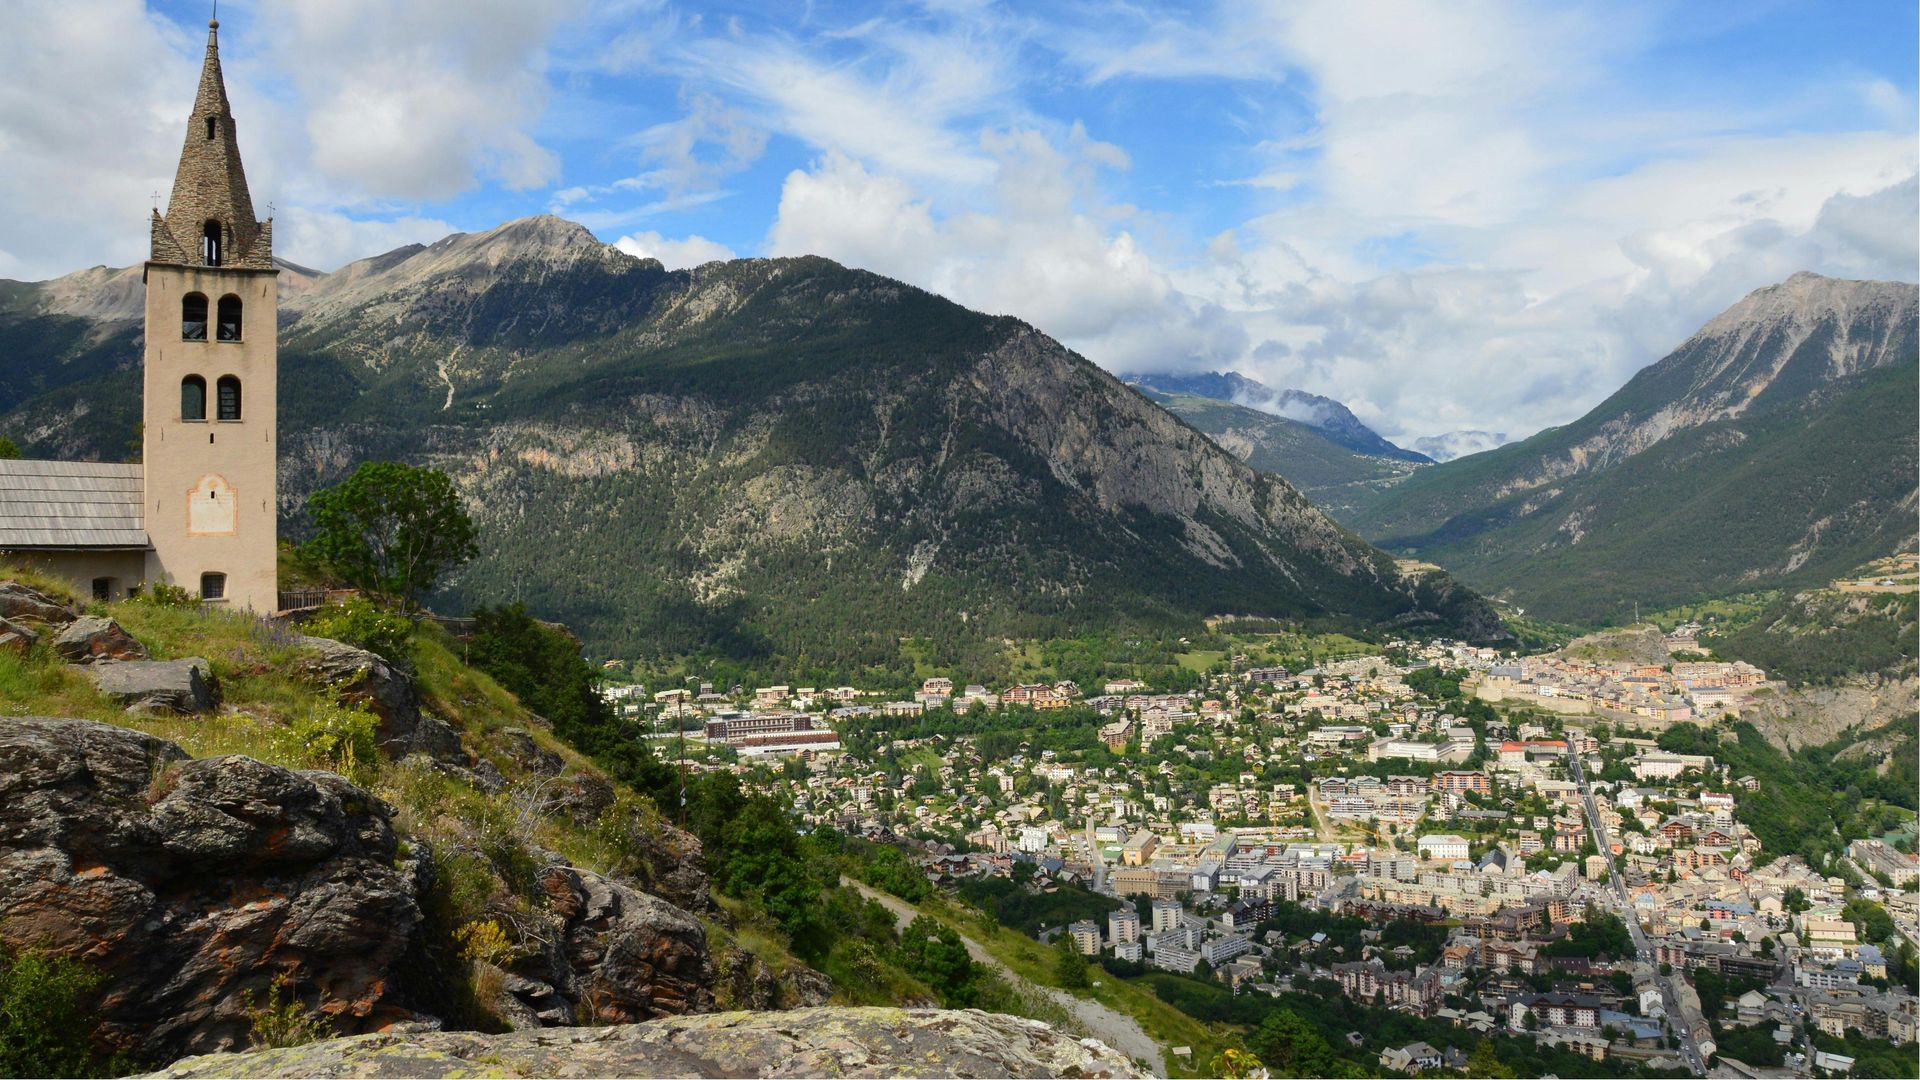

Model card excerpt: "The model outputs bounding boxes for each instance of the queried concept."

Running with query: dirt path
[841,877,1164,1070]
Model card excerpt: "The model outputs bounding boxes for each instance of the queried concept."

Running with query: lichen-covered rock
[0,579,78,625]
[88,657,217,713]
[598,808,713,916]
[52,615,148,663]
[293,635,466,766]
[0,717,424,1061]
[495,726,563,776]
[715,947,834,1011]
[551,770,616,825]
[0,615,36,654]
[147,1007,1148,1078]
[506,864,714,1025]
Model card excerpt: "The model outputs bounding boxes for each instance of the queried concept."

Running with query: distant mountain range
[1342,272,1919,623]
[1129,371,1431,463]
[1410,430,1509,463]
[0,216,1503,663]
[1129,387,1425,519]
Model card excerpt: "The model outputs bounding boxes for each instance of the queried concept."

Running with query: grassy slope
[900,891,1232,1077]
[0,563,812,1024]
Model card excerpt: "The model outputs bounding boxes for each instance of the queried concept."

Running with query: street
[1568,750,1708,1077]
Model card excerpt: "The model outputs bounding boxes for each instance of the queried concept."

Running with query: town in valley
[605,623,1917,1077]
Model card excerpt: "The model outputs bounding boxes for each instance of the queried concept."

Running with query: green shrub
[129,582,197,608]
[0,942,122,1077]
[305,597,415,673]
[241,972,331,1051]
[272,704,378,775]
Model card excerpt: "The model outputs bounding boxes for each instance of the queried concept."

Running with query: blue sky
[4,0,1915,444]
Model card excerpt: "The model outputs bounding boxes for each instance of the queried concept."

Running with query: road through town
[1569,752,1707,1076]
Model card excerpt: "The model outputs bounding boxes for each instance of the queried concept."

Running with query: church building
[0,18,279,612]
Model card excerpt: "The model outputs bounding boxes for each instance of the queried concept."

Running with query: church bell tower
[142,17,278,612]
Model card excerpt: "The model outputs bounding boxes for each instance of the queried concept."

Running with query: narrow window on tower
[205,116,215,140]
[216,295,242,341]
[202,220,222,265]
[216,375,241,421]
[180,375,206,421]
[181,292,208,340]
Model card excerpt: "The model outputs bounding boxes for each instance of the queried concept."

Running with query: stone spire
[151,18,272,269]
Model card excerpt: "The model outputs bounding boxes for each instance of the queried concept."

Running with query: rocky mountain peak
[1694,270,1915,345]
[281,214,656,330]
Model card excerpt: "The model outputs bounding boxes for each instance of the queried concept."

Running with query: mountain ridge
[1133,386,1425,518]
[0,217,1505,664]
[1129,370,1431,463]
[1343,271,1919,623]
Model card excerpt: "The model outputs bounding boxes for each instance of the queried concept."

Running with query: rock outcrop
[0,579,78,625]
[293,635,465,766]
[52,615,148,663]
[148,1007,1147,1078]
[0,717,424,1062]
[88,657,217,713]
[507,865,715,1025]
[0,615,37,653]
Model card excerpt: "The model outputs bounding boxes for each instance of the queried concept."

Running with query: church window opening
[202,220,222,265]
[182,293,208,340]
[181,375,206,421]
[216,295,242,341]
[216,375,241,420]
[199,572,227,601]
[205,117,215,140]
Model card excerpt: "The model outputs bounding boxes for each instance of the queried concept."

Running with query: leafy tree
[1248,1009,1338,1077]
[1053,938,1092,989]
[715,795,835,961]
[897,916,975,1006]
[1464,1041,1517,1079]
[0,436,19,460]
[304,462,477,611]
[858,844,931,903]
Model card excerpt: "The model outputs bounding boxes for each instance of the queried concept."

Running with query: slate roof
[0,460,150,549]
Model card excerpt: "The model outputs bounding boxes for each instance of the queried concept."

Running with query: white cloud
[276,207,458,271]
[632,91,768,195]
[1022,1,1919,443]
[268,0,574,201]
[0,1,574,278]
[0,0,191,279]
[613,229,735,268]
[767,132,1245,373]
[675,17,1022,189]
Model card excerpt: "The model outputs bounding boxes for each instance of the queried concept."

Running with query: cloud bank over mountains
[0,0,1912,444]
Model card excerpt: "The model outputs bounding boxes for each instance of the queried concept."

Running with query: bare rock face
[0,717,424,1062]
[508,864,715,1025]
[496,725,564,776]
[715,947,835,1011]
[88,657,217,713]
[293,635,466,766]
[52,615,148,663]
[148,1006,1148,1078]
[0,579,78,625]
[0,616,36,654]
